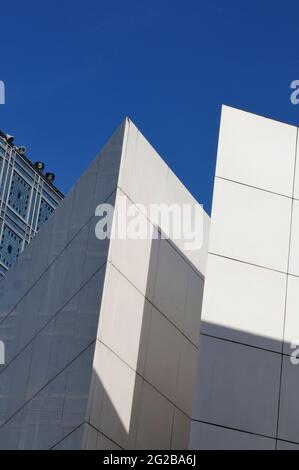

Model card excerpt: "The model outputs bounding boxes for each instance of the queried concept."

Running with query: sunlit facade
[0,119,209,449]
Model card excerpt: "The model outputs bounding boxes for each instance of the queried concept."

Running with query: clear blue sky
[0,1,299,213]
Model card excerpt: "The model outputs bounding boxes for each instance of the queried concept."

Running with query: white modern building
[0,118,209,449]
[0,105,297,450]
[190,105,299,450]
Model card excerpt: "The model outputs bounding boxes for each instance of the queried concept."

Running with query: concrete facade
[190,106,299,450]
[0,118,209,449]
[3,104,294,451]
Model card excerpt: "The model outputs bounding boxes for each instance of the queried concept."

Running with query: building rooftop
[0,129,64,199]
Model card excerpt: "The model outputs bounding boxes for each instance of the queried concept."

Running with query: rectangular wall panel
[190,105,299,450]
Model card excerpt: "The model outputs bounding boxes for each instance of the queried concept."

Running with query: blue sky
[0,1,299,213]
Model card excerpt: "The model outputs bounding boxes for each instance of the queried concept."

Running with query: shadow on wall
[1,221,296,450]
[0,117,206,450]
[73,230,202,450]
[190,319,299,450]
[0,211,202,449]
